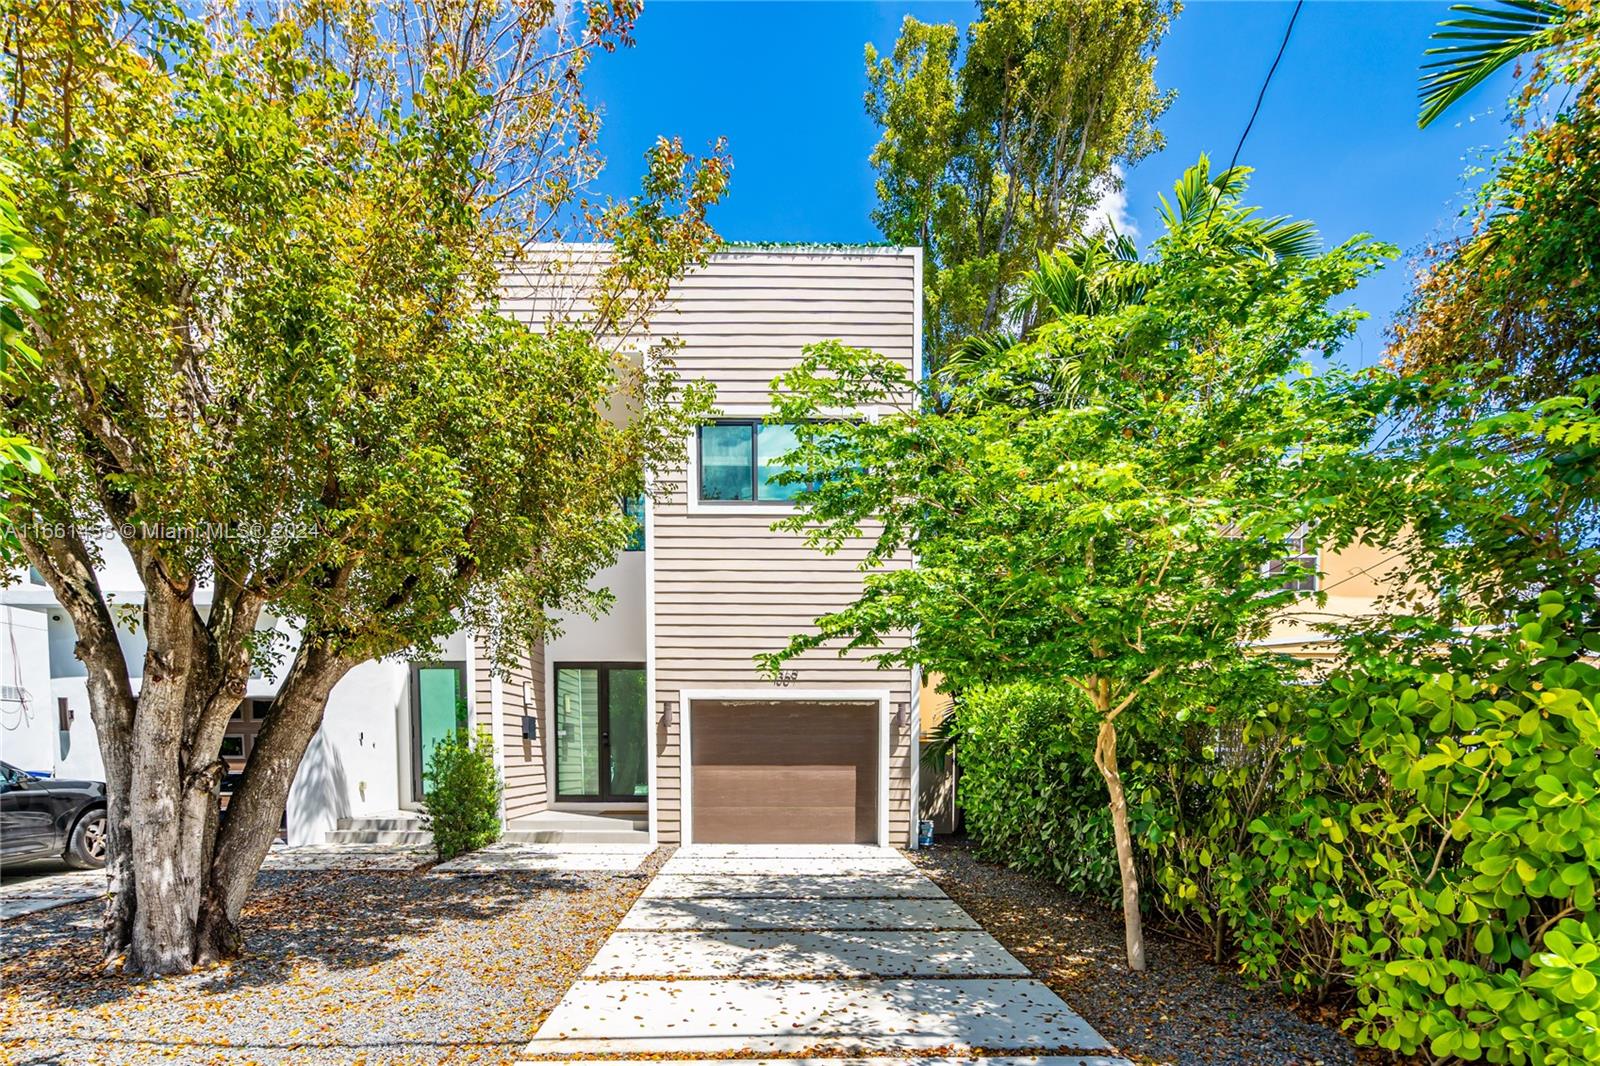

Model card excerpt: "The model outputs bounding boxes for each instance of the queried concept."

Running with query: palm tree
[1419,1,1589,128]
[938,156,1318,405]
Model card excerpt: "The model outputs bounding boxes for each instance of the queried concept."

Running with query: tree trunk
[124,579,202,976]
[1093,709,1146,971]
[15,532,139,960]
[195,642,352,965]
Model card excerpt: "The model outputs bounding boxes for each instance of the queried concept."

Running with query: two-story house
[0,245,925,850]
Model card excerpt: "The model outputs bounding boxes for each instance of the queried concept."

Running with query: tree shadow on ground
[0,866,607,1011]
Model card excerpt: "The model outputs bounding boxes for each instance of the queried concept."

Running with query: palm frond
[939,329,1018,385]
[1418,0,1572,128]
[1249,214,1321,259]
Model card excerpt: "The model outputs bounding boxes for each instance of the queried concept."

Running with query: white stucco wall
[50,678,104,780]
[285,659,408,845]
[544,550,646,665]
[0,605,54,774]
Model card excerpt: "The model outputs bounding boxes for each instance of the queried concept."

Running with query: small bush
[423,726,502,861]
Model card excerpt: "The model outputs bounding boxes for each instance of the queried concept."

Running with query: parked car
[0,760,107,868]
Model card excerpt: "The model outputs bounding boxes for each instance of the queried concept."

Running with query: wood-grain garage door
[690,700,878,844]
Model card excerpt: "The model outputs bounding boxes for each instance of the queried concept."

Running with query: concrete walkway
[519,844,1129,1065]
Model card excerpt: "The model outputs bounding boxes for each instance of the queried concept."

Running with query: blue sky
[587,1,1521,365]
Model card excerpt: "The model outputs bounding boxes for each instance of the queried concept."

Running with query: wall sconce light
[521,714,538,740]
[521,680,535,710]
[660,700,675,729]
[894,703,910,734]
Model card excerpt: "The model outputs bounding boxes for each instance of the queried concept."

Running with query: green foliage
[765,161,1389,703]
[0,136,48,555]
[423,725,502,862]
[1398,2,1600,404]
[767,160,1390,968]
[951,683,1122,899]
[865,0,1172,371]
[2,0,726,661]
[1279,596,1600,1063]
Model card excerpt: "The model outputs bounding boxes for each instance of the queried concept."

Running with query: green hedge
[952,595,1600,1063]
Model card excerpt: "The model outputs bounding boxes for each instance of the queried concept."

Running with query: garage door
[690,700,878,844]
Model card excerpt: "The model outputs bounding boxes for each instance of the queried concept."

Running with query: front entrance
[411,661,468,799]
[554,663,648,801]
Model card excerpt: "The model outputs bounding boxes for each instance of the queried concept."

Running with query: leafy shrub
[1240,594,1600,1064]
[953,598,1600,1063]
[423,726,502,861]
[953,683,1122,898]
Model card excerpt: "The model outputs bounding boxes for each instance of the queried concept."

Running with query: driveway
[0,862,106,919]
[519,844,1130,1065]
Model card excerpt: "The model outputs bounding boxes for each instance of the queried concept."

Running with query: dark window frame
[409,660,469,801]
[695,419,813,504]
[553,661,648,802]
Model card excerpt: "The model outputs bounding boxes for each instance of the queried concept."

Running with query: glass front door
[413,662,467,798]
[555,664,648,801]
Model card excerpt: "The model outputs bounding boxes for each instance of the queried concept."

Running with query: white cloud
[1083,165,1136,240]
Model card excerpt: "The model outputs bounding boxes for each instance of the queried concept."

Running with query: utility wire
[1204,0,1306,229]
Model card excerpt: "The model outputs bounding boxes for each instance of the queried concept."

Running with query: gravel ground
[0,848,668,1065]
[909,838,1374,1066]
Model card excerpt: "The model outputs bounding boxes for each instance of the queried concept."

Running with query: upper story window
[622,495,645,551]
[697,421,808,503]
[1265,532,1319,593]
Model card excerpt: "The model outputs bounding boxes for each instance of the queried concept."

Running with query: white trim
[878,698,892,848]
[644,471,660,846]
[542,643,555,810]
[910,243,925,384]
[908,665,922,850]
[678,687,894,848]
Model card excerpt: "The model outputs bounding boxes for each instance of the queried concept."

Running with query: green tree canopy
[1,0,726,974]
[764,162,1392,970]
[1395,1,1600,405]
[865,0,1172,372]
[0,137,47,554]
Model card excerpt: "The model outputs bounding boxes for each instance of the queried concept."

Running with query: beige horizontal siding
[645,249,918,846]
[497,247,920,845]
[476,633,548,821]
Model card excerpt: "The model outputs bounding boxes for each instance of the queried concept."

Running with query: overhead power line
[1204,0,1306,229]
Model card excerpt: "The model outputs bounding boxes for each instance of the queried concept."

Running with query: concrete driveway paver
[642,872,946,899]
[659,845,915,870]
[619,895,981,931]
[520,844,1129,1065]
[528,977,1113,1055]
[587,929,1029,978]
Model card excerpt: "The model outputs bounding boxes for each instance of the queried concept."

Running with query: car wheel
[64,807,108,869]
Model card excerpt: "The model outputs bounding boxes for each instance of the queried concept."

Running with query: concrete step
[323,829,434,845]
[514,812,647,832]
[501,828,650,845]
[334,815,424,832]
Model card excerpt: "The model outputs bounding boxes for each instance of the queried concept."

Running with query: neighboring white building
[0,245,924,848]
